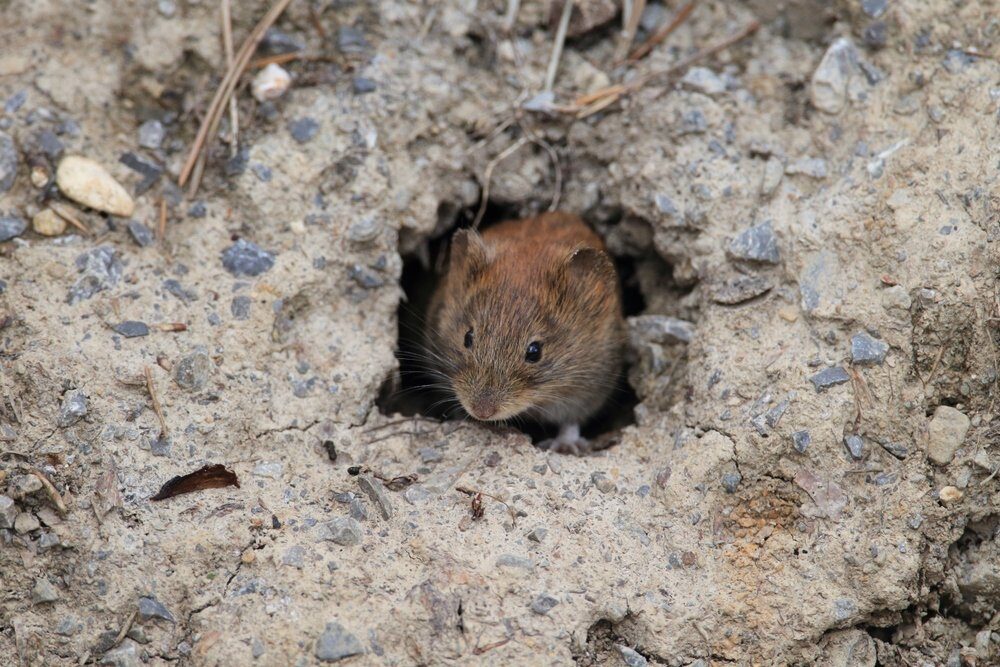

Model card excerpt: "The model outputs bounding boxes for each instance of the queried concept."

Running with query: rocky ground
[2,0,1000,665]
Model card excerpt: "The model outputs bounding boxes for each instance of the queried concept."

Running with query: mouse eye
[525,341,542,363]
[464,329,474,349]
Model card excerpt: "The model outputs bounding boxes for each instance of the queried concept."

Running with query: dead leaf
[151,464,240,501]
[94,467,123,520]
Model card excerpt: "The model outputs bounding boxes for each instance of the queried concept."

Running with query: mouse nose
[469,393,499,420]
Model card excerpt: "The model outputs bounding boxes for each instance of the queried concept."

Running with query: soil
[2,0,1000,665]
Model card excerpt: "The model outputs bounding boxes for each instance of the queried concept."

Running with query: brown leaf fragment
[93,468,123,520]
[150,464,239,501]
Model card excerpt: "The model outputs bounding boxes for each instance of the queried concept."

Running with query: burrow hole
[377,200,680,447]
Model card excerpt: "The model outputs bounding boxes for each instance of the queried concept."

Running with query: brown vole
[426,212,624,453]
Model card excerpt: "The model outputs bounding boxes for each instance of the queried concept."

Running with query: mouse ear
[566,245,615,280]
[450,228,490,276]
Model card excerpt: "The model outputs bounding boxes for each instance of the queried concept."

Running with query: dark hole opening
[377,200,643,448]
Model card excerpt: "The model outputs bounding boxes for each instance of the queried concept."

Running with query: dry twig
[179,0,294,196]
[145,366,169,438]
[48,202,90,235]
[29,468,68,515]
[627,0,697,63]
[544,0,574,91]
[613,0,646,64]
[221,0,240,157]
[471,137,529,230]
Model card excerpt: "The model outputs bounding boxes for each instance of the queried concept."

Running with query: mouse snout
[467,391,500,421]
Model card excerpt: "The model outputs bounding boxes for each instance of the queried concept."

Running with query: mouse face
[426,225,623,424]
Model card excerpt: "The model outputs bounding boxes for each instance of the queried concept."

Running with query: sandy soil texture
[2,1,1000,665]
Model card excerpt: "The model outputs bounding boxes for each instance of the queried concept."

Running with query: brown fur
[426,212,624,425]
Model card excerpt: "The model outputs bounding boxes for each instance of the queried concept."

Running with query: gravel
[119,152,163,195]
[0,495,16,528]
[357,475,394,520]
[14,512,39,533]
[137,119,165,150]
[0,131,18,193]
[0,214,27,241]
[681,67,726,95]
[113,321,149,338]
[527,527,547,543]
[628,315,695,345]
[173,348,211,391]
[352,77,377,94]
[617,645,649,667]
[809,367,851,391]
[851,332,889,365]
[728,220,781,264]
[810,38,859,114]
[530,593,559,615]
[792,430,811,453]
[58,389,88,426]
[315,622,363,662]
[288,117,320,144]
[591,472,616,494]
[69,246,123,304]
[221,239,275,277]
[927,406,970,465]
[320,517,363,546]
[126,220,155,247]
[722,472,742,493]
[231,295,252,320]
[137,595,175,622]
[337,26,369,54]
[711,275,773,304]
[844,434,865,460]
[32,578,59,604]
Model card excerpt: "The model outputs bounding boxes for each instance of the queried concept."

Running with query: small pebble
[252,63,292,102]
[591,472,615,494]
[0,131,17,193]
[137,595,175,623]
[785,157,828,179]
[809,367,850,392]
[722,472,742,493]
[617,645,648,667]
[337,26,370,54]
[0,214,27,241]
[0,495,16,529]
[727,221,780,264]
[282,545,306,569]
[36,130,63,158]
[851,332,889,365]
[58,389,88,427]
[357,475,394,520]
[127,221,155,247]
[114,321,149,338]
[321,517,363,546]
[69,246,122,304]
[173,349,211,391]
[760,157,783,197]
[939,486,963,503]
[627,315,695,345]
[32,209,66,236]
[188,201,207,218]
[496,554,533,570]
[862,0,886,17]
[349,265,384,289]
[711,275,772,304]
[680,67,726,95]
[231,295,252,320]
[927,406,970,465]
[347,217,381,243]
[527,527,547,543]
[119,152,163,195]
[810,38,858,114]
[56,155,135,217]
[252,462,283,479]
[137,120,165,150]
[315,622,363,662]
[352,77,377,95]
[844,434,865,460]
[222,239,275,277]
[288,117,320,144]
[792,430,811,453]
[530,594,559,615]
[4,90,26,114]
[32,578,59,604]
[14,512,40,534]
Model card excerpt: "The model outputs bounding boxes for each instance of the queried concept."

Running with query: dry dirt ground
[2,0,1000,665]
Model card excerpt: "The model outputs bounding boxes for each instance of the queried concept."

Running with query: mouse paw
[540,423,591,456]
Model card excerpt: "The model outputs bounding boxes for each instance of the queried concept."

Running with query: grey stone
[402,485,430,504]
[14,512,39,533]
[282,545,306,569]
[321,517,363,546]
[792,430,811,454]
[844,435,865,460]
[617,645,648,667]
[851,332,889,365]
[527,527,547,543]
[346,217,381,243]
[14,474,43,496]
[250,163,272,182]
[810,38,859,114]
[880,441,909,459]
[628,315,695,345]
[38,531,60,549]
[127,220,155,247]
[231,295,252,320]
[809,367,850,392]
[711,275,772,304]
[157,0,176,18]
[58,389,88,426]
[188,201,207,218]
[927,406,970,465]
[678,108,707,134]
[55,617,80,636]
[315,622,363,662]
[32,578,59,604]
[69,246,122,304]
[728,221,780,264]
[288,117,320,144]
[253,461,283,479]
[173,349,211,391]
[163,278,197,303]
[222,239,275,277]
[252,637,266,658]
[352,77,377,94]
[0,495,16,528]
[760,157,783,197]
[357,474,394,520]
[834,598,857,621]
[863,21,887,49]
[137,595,175,622]
[591,472,615,494]
[681,67,726,95]
[0,131,17,193]
[100,640,140,667]
[0,215,27,242]
[722,472,742,493]
[862,0,886,17]
[348,497,368,521]
[261,28,304,54]
[36,130,63,158]
[348,264,384,289]
[496,554,534,570]
[4,90,26,114]
[114,321,149,338]
[418,447,443,463]
[337,26,370,54]
[943,49,976,74]
[119,152,163,195]
[785,157,828,179]
[530,593,559,615]
[137,120,165,150]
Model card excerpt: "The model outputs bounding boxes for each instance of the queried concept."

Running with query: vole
[426,211,624,453]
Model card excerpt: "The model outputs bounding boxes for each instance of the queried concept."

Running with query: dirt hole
[377,201,646,446]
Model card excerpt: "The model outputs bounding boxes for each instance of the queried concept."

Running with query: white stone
[252,64,291,102]
[927,406,970,465]
[32,209,67,236]
[56,156,134,217]
[681,67,726,95]
[810,38,858,114]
